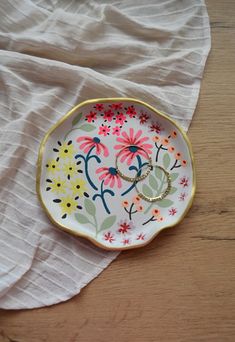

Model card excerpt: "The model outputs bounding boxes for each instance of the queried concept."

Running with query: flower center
[93,137,100,143]
[109,167,117,175]
[129,146,138,153]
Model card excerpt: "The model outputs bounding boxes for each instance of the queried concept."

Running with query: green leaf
[142,184,153,197]
[163,153,171,169]
[72,112,82,126]
[157,199,174,208]
[170,173,179,182]
[84,198,96,216]
[99,215,117,232]
[75,213,90,224]
[78,124,96,132]
[169,186,177,195]
[155,167,163,180]
[149,174,158,191]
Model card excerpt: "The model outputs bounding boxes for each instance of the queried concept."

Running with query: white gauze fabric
[0,0,211,309]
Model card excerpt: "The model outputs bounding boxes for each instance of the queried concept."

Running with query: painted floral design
[122,195,144,220]
[85,111,97,123]
[45,159,60,174]
[114,128,153,165]
[103,232,115,243]
[96,167,122,188]
[76,136,109,157]
[42,101,193,248]
[53,140,75,160]
[46,177,66,194]
[117,220,134,234]
[179,176,189,187]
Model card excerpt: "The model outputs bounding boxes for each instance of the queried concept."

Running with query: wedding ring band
[134,165,171,202]
[115,145,152,182]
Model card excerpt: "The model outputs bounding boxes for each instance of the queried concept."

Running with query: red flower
[149,122,162,134]
[112,126,121,136]
[110,103,123,110]
[179,176,189,187]
[117,220,133,234]
[114,128,153,165]
[76,136,109,156]
[98,124,110,136]
[96,167,122,188]
[139,112,149,124]
[122,238,131,245]
[179,192,187,201]
[126,106,136,118]
[104,232,115,243]
[136,233,145,241]
[103,109,114,122]
[85,111,97,123]
[169,207,177,216]
[94,103,104,111]
[115,113,127,125]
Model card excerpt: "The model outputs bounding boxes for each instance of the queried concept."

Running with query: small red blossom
[85,111,97,123]
[98,124,110,136]
[117,220,133,234]
[122,238,131,245]
[104,232,115,243]
[169,207,177,216]
[136,233,145,241]
[103,109,114,122]
[139,112,149,124]
[180,176,189,187]
[115,113,127,125]
[110,103,123,110]
[179,192,187,201]
[112,126,121,136]
[126,106,136,118]
[94,103,104,111]
[149,122,162,134]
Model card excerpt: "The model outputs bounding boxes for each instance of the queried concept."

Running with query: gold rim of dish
[36,98,196,251]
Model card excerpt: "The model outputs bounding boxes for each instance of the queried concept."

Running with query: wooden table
[0,1,234,341]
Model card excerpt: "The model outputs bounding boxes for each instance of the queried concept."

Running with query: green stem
[64,127,80,141]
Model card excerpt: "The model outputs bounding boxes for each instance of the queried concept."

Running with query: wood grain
[0,1,235,341]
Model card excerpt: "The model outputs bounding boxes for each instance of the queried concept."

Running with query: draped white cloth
[0,0,211,309]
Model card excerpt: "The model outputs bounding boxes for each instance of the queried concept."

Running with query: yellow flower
[62,160,82,180]
[54,140,75,160]
[70,178,87,196]
[45,159,60,174]
[46,176,67,194]
[59,195,80,216]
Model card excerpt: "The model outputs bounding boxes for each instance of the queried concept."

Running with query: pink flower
[180,176,189,187]
[76,136,109,157]
[110,103,123,110]
[114,128,153,165]
[169,207,177,216]
[96,167,122,188]
[104,232,115,243]
[136,233,145,241]
[85,111,97,123]
[94,103,104,111]
[103,109,114,122]
[122,238,131,245]
[117,220,133,234]
[139,112,149,124]
[115,113,127,125]
[126,106,136,118]
[98,124,110,136]
[112,126,121,136]
[179,192,187,201]
[149,122,162,134]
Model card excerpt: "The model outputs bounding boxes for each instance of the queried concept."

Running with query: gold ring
[115,145,152,182]
[134,165,171,202]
